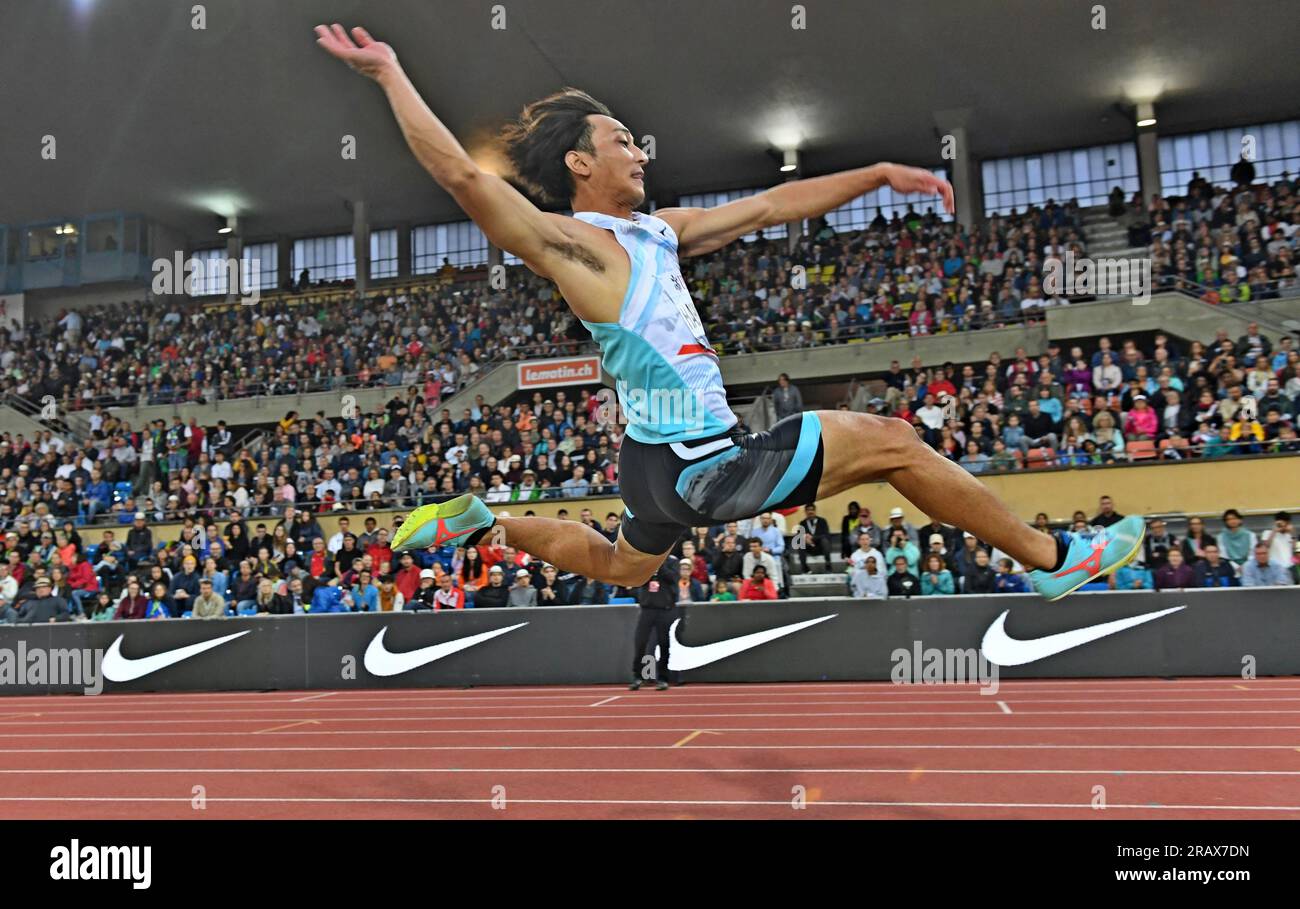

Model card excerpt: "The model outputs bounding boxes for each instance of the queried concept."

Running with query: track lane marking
[252,720,321,735]
[0,796,1294,811]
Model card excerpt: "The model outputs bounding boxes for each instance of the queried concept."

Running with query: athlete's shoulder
[574,210,678,251]
[634,212,680,249]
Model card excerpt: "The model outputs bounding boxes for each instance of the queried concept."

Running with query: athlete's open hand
[882,164,955,215]
[314,24,398,81]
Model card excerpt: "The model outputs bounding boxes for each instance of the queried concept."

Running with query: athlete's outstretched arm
[658,163,954,257]
[314,24,569,275]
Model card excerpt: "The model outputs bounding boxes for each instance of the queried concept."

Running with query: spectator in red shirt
[65,551,100,617]
[679,540,710,585]
[113,577,149,620]
[7,551,26,588]
[928,368,958,402]
[393,551,422,602]
[740,565,778,600]
[366,529,394,576]
[307,537,334,580]
[433,573,465,610]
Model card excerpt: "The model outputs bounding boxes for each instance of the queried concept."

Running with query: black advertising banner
[0,589,1295,695]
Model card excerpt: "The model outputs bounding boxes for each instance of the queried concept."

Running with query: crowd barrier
[0,588,1295,695]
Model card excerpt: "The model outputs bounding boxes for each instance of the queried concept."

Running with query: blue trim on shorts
[673,445,743,501]
[759,411,822,511]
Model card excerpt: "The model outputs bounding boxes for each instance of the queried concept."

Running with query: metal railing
[3,435,1292,532]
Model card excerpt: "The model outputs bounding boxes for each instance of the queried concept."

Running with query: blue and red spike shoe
[1028,515,1146,602]
[391,495,496,552]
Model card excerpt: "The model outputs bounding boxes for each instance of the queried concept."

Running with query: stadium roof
[4,0,1299,245]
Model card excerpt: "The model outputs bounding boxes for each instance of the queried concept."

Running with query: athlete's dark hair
[501,88,612,205]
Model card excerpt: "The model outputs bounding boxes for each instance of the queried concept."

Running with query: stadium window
[981,143,1139,216]
[370,228,399,279]
[1159,120,1300,197]
[240,241,277,292]
[411,221,489,272]
[188,244,276,296]
[825,168,953,230]
[292,233,357,283]
[677,189,789,241]
[187,247,231,297]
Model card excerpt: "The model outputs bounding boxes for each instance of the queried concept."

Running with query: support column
[352,200,370,295]
[224,220,243,303]
[278,237,292,291]
[397,221,412,279]
[1136,101,1162,212]
[934,109,977,228]
[784,152,803,254]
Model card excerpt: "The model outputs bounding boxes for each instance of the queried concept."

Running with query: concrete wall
[0,405,51,441]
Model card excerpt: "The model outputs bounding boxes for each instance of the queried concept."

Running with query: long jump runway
[0,678,1298,819]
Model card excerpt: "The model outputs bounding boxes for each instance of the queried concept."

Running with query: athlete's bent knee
[856,412,920,456]
[605,558,658,588]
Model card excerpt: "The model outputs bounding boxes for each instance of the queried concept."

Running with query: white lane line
[3,709,1300,727]
[3,767,1299,776]
[0,743,1290,751]
[0,796,1294,811]
[289,693,337,703]
[0,723,1295,742]
[9,696,1300,718]
[997,701,1013,714]
[4,678,1294,705]
[589,696,620,707]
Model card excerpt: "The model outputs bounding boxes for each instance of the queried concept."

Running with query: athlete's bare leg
[489,409,1053,583]
[495,516,666,587]
[814,410,1058,570]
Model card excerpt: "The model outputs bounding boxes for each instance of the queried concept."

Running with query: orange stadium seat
[1025,447,1056,468]
[1127,439,1158,460]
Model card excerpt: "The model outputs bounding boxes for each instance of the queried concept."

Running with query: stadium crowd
[1,490,1295,624]
[4,173,1292,418]
[1141,169,1299,300]
[0,199,1090,414]
[0,173,1296,621]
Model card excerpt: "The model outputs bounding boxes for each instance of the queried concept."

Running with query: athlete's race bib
[658,271,709,344]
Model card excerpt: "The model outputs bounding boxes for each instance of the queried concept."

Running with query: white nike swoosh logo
[363,623,528,677]
[980,606,1186,667]
[668,615,836,671]
[669,437,734,460]
[101,631,251,682]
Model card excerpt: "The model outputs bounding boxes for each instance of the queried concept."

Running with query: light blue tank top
[573,210,737,444]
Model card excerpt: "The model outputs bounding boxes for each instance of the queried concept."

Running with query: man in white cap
[887,507,918,546]
[508,568,538,607]
[474,564,509,609]
[125,512,153,567]
[409,567,439,610]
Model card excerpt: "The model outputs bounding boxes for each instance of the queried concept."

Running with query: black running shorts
[616,412,825,555]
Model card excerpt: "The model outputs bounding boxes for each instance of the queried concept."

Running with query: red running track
[0,677,1298,819]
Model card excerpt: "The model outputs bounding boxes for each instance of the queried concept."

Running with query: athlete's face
[570,115,648,208]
